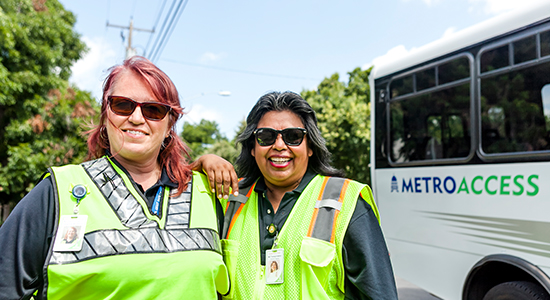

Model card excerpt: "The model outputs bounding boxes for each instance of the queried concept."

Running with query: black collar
[254,169,317,195]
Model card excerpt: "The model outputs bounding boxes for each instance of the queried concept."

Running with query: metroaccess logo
[390,174,539,196]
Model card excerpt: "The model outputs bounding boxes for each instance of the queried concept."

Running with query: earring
[161,133,172,150]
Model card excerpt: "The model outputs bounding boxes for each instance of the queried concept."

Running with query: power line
[147,0,178,61]
[162,58,323,81]
[153,0,188,62]
[144,0,168,56]
[148,0,189,63]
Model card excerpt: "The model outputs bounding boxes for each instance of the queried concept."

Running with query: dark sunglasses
[253,127,307,146]
[107,96,171,121]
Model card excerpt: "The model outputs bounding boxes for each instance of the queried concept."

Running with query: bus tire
[482,281,550,300]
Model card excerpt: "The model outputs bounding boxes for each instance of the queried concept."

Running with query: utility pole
[107,19,154,59]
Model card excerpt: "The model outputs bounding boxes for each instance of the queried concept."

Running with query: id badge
[53,215,87,252]
[265,248,284,284]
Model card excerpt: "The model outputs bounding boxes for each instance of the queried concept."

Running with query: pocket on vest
[299,236,335,292]
[221,239,239,299]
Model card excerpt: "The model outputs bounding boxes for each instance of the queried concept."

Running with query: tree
[232,118,247,144]
[181,119,227,158]
[0,0,96,222]
[181,119,246,164]
[302,67,372,185]
[206,139,240,164]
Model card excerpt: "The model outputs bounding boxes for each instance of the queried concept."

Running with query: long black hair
[235,91,344,187]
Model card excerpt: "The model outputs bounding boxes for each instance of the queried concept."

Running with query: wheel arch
[462,254,550,300]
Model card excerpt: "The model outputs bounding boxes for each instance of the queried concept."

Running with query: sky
[58,0,547,140]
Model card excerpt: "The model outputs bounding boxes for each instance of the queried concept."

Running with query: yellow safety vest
[221,175,379,300]
[43,157,229,299]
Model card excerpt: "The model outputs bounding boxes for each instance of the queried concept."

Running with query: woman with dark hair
[222,91,398,299]
[0,56,236,299]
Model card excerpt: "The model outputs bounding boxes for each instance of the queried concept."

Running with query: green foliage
[232,118,247,144]
[302,67,372,185]
[206,140,240,164]
[0,0,94,219]
[181,118,247,164]
[181,119,227,158]
[0,86,99,205]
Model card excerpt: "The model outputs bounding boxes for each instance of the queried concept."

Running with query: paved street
[397,277,442,300]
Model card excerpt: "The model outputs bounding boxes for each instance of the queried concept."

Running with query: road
[397,277,442,300]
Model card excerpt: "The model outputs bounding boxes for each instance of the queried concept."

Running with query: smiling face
[66,227,77,241]
[270,261,278,272]
[105,70,171,166]
[251,110,313,191]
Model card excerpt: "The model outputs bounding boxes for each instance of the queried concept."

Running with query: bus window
[480,45,509,73]
[448,114,465,139]
[513,35,537,64]
[482,107,506,152]
[416,68,436,91]
[389,84,471,163]
[390,76,413,98]
[542,84,550,131]
[374,84,390,168]
[426,116,443,159]
[481,62,550,154]
[541,30,550,57]
[439,56,470,84]
[487,106,505,137]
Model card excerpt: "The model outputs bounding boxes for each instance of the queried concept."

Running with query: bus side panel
[376,163,550,300]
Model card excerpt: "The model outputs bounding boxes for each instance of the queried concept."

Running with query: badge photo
[265,248,284,284]
[53,215,88,252]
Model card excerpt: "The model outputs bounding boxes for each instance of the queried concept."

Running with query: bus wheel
[482,281,550,300]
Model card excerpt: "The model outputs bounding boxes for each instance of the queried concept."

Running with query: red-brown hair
[87,56,192,195]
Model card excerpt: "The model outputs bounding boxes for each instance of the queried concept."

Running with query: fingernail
[224,195,228,200]
[233,192,239,196]
[218,194,222,199]
[212,189,215,193]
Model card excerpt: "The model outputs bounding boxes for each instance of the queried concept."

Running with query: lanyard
[152,186,163,216]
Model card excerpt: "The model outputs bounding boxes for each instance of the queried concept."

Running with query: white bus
[370,2,550,299]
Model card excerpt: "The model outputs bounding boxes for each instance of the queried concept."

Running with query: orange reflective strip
[330,179,350,243]
[246,182,255,198]
[319,176,330,198]
[307,209,319,237]
[338,179,350,204]
[227,203,244,238]
[227,182,256,238]
[307,177,330,237]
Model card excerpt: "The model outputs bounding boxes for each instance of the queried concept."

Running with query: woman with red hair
[0,56,236,299]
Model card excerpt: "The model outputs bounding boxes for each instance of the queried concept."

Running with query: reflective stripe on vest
[222,181,255,239]
[50,227,220,264]
[50,158,221,265]
[83,158,161,228]
[223,177,345,242]
[307,177,351,243]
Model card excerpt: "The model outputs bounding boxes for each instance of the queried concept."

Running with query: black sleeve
[0,177,56,300]
[342,197,398,300]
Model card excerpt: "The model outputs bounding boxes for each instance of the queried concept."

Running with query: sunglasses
[253,127,307,146]
[107,96,172,121]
